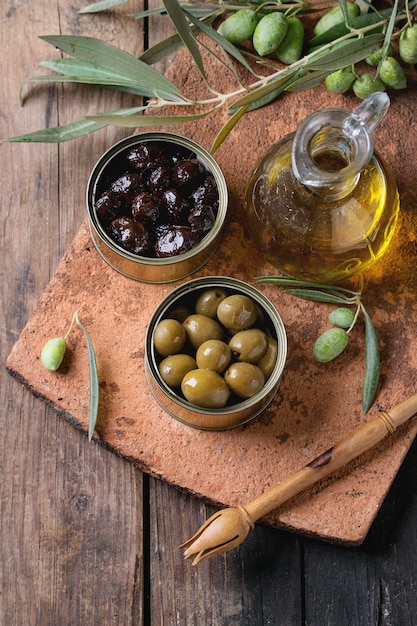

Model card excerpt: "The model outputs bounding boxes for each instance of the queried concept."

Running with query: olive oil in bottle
[244,93,399,282]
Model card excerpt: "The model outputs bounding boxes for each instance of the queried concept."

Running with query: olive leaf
[161,0,206,81]
[86,110,216,127]
[255,275,380,413]
[40,35,188,102]
[283,288,353,304]
[5,119,108,143]
[361,307,380,414]
[7,0,415,144]
[79,0,129,13]
[75,312,100,442]
[211,104,248,153]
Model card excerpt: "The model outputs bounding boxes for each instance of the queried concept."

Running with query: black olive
[131,192,160,224]
[154,226,200,257]
[110,216,152,254]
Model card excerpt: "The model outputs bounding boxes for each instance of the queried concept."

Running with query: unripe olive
[181,369,230,408]
[253,12,288,57]
[217,9,259,45]
[196,339,232,373]
[257,337,278,378]
[158,353,197,388]
[328,307,355,329]
[41,337,67,371]
[183,314,224,349]
[313,328,349,363]
[379,56,407,90]
[195,288,227,318]
[275,17,304,64]
[313,1,360,36]
[399,24,417,64]
[324,66,356,93]
[352,73,386,99]
[365,43,394,67]
[224,362,265,399]
[153,318,187,357]
[228,328,268,363]
[216,294,257,331]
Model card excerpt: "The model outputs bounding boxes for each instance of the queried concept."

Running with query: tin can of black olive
[145,276,287,430]
[86,133,228,283]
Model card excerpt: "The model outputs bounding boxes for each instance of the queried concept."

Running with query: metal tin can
[86,133,228,283]
[145,277,287,430]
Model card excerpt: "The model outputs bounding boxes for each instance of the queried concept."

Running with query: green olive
[195,288,227,318]
[183,314,224,349]
[41,337,67,371]
[253,12,288,57]
[153,318,186,357]
[224,362,265,399]
[352,73,386,99]
[196,339,232,373]
[181,369,230,408]
[400,24,417,64]
[313,1,360,37]
[216,294,257,331]
[275,17,304,65]
[379,56,407,90]
[257,337,278,378]
[217,9,259,45]
[328,307,355,329]
[365,43,394,67]
[228,328,268,363]
[158,354,197,388]
[313,327,349,363]
[324,66,356,94]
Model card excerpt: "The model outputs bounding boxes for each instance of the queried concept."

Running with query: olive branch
[4,0,417,150]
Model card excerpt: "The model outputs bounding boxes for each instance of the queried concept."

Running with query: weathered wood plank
[1,1,145,624]
[303,435,417,626]
[149,477,303,625]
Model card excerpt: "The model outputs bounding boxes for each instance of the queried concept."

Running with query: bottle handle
[343,92,390,139]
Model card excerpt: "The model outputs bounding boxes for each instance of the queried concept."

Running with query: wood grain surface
[2,2,417,625]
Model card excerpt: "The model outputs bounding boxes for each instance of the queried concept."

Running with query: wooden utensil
[181,393,417,565]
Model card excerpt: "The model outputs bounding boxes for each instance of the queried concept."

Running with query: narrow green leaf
[361,308,380,413]
[40,35,187,102]
[284,288,351,304]
[161,0,206,80]
[285,69,329,92]
[376,0,399,75]
[75,312,99,442]
[254,276,358,295]
[308,34,384,70]
[41,57,139,80]
[211,105,248,153]
[79,0,129,13]
[186,11,256,75]
[139,30,195,66]
[87,110,214,127]
[22,73,155,97]
[4,119,107,143]
[229,69,296,110]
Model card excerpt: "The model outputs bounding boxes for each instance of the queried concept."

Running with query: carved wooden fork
[181,393,417,565]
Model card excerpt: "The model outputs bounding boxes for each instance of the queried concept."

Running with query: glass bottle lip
[292,108,374,189]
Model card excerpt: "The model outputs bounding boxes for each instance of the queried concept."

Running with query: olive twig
[40,308,100,441]
[255,274,380,413]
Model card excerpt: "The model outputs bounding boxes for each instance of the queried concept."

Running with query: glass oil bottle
[244,93,399,282]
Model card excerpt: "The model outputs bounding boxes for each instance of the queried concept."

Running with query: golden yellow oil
[244,146,399,282]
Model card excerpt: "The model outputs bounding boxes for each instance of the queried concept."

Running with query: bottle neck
[292,109,373,201]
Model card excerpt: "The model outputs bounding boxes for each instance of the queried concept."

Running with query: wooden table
[2,1,417,624]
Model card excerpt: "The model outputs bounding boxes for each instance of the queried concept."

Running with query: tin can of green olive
[86,133,228,283]
[145,276,287,430]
